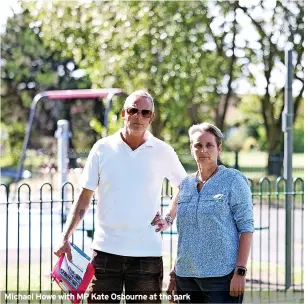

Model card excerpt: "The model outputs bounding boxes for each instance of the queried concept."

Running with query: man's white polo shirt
[81,130,187,257]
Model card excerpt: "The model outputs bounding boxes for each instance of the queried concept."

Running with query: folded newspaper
[51,243,95,304]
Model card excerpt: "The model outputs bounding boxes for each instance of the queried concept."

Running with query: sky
[0,0,20,30]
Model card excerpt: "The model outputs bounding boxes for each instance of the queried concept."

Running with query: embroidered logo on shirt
[213,194,224,200]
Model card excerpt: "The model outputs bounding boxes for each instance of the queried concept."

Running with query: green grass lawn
[0,262,60,292]
[1,150,303,169]
[220,151,304,168]
[180,151,304,168]
[1,255,303,304]
[180,151,304,180]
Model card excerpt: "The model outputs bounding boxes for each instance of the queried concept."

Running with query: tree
[1,7,96,164]
[236,0,304,174]
[9,0,304,173]
[22,0,244,152]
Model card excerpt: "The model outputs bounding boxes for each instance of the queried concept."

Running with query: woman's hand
[167,272,177,303]
[151,212,171,232]
[229,273,245,297]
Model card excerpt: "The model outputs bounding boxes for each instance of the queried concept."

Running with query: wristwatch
[235,266,247,276]
[165,214,173,225]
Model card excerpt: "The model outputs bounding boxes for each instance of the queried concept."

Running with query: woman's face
[190,131,221,165]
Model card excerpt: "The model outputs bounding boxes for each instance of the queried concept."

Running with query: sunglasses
[126,107,153,118]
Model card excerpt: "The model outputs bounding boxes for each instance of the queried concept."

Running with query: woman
[153,122,254,303]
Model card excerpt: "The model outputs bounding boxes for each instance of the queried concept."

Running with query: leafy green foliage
[1,0,303,163]
[22,1,244,152]
[1,7,99,156]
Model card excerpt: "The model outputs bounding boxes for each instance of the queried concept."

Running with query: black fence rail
[0,177,303,303]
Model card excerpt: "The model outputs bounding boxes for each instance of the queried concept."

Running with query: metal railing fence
[0,177,303,303]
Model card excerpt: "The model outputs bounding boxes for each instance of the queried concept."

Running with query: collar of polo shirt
[116,129,155,148]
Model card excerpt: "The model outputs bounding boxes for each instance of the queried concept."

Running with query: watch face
[237,268,247,276]
[165,215,173,224]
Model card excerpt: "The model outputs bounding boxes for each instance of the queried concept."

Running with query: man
[54,90,187,303]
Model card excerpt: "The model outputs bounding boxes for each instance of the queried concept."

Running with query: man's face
[190,131,221,165]
[122,96,155,134]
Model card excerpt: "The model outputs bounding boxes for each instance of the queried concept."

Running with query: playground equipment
[0,168,31,190]
[15,88,126,184]
[55,119,70,213]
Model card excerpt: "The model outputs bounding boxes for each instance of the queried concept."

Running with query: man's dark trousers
[88,250,163,303]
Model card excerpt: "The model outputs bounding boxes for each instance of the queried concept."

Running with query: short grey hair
[188,122,224,147]
[123,90,155,112]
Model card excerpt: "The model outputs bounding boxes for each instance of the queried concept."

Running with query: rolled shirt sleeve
[164,146,187,187]
[229,173,254,233]
[80,142,100,191]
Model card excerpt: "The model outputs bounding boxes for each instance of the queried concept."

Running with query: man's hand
[54,238,73,262]
[229,273,245,297]
[151,212,171,232]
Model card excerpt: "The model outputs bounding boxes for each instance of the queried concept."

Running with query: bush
[6,123,26,165]
[293,128,304,153]
[242,137,260,151]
